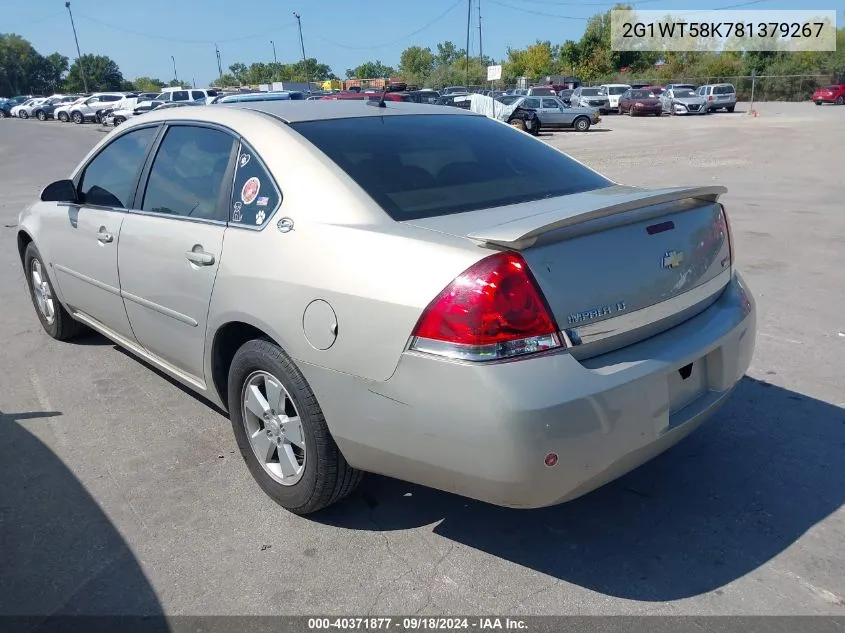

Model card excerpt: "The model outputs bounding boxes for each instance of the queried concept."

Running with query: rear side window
[141,126,235,221]
[714,85,735,95]
[291,115,612,221]
[229,143,281,228]
[191,90,205,100]
[172,91,189,101]
[79,127,158,208]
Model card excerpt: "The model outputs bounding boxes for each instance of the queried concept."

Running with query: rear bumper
[304,272,756,509]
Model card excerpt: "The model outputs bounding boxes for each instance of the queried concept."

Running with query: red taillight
[708,95,714,100]
[717,204,734,267]
[409,252,562,361]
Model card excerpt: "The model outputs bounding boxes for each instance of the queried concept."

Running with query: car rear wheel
[573,116,590,132]
[617,105,623,115]
[58,112,69,122]
[227,339,363,515]
[36,110,47,121]
[113,116,126,126]
[19,110,29,119]
[0,109,7,118]
[836,96,844,105]
[24,243,86,341]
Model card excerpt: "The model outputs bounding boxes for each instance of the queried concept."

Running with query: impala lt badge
[662,250,684,270]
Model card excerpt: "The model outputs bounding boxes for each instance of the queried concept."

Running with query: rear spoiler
[466,185,727,249]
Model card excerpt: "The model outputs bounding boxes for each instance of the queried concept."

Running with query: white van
[599,83,632,111]
[155,87,219,104]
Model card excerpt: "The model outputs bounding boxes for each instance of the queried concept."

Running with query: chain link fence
[578,75,835,101]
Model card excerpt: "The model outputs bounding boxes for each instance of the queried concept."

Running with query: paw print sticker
[255,210,266,225]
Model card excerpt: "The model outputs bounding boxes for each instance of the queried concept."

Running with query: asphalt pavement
[1,103,843,617]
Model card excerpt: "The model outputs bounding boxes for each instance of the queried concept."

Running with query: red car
[812,84,845,105]
[618,88,663,116]
[321,91,412,102]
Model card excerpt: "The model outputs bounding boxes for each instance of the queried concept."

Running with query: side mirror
[41,179,78,203]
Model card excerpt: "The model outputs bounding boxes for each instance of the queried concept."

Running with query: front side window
[172,91,189,101]
[541,98,559,108]
[229,143,281,228]
[523,97,541,109]
[141,125,234,221]
[79,126,158,208]
[291,114,612,221]
[191,90,205,100]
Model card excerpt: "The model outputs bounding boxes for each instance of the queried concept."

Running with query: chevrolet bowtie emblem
[662,250,684,269]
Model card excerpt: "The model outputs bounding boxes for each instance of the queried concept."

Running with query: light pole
[271,40,277,64]
[171,55,178,85]
[64,2,88,93]
[293,12,310,91]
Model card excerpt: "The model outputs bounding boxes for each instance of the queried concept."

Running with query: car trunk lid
[405,185,732,359]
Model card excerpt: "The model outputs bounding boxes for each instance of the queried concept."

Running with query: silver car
[17,101,756,515]
[661,88,708,115]
[516,95,600,131]
[571,87,610,114]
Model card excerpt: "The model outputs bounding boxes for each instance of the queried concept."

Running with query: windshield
[290,114,612,221]
[673,90,696,98]
[606,86,629,95]
[580,88,603,96]
[630,90,653,99]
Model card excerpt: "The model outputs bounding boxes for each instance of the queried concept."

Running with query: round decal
[241,177,261,205]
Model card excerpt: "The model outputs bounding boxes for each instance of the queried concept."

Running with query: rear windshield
[580,88,603,96]
[290,114,612,221]
[606,86,629,95]
[714,85,735,94]
[530,88,554,95]
[630,90,653,98]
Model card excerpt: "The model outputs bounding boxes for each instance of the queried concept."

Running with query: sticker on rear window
[232,201,243,222]
[241,177,260,205]
[256,196,268,207]
[256,210,266,225]
[239,153,251,168]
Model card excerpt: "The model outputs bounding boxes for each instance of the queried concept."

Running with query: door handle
[96,230,113,243]
[185,249,215,266]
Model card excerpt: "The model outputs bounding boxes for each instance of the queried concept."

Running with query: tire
[23,242,86,341]
[58,111,69,122]
[617,105,623,115]
[726,105,735,112]
[573,116,590,132]
[36,110,47,121]
[836,96,844,106]
[19,110,29,119]
[508,118,527,132]
[113,116,126,126]
[0,109,7,118]
[71,111,83,124]
[227,339,363,515]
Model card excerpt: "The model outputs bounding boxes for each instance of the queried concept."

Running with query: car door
[117,123,237,382]
[80,96,101,118]
[44,125,160,341]
[539,97,568,126]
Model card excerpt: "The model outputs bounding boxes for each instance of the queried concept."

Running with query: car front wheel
[36,110,47,121]
[573,116,590,132]
[58,112,69,122]
[19,110,29,119]
[836,96,844,105]
[71,111,83,124]
[227,339,363,515]
[24,242,86,340]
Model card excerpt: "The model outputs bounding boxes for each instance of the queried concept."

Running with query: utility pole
[171,55,178,84]
[64,2,88,93]
[465,0,471,88]
[215,44,223,81]
[271,40,277,64]
[293,12,310,91]
[478,0,483,64]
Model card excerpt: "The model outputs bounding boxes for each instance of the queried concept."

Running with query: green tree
[134,76,165,92]
[65,54,124,92]
[399,46,435,85]
[0,34,67,96]
[345,60,395,79]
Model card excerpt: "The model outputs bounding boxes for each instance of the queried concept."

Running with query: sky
[7,0,845,87]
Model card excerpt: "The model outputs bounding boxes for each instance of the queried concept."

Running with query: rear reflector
[408,252,562,362]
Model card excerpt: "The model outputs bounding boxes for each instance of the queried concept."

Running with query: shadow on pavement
[0,410,168,630]
[318,376,845,601]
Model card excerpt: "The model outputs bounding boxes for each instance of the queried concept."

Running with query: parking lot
[1,102,844,617]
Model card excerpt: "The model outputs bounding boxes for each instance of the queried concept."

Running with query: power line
[74,13,296,45]
[7,12,61,30]
[313,0,465,50]
[486,0,590,20]
[503,0,664,6]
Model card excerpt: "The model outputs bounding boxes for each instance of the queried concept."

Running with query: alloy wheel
[241,370,306,486]
[31,259,56,325]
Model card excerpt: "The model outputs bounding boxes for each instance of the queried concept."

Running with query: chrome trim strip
[54,264,121,296]
[565,269,731,347]
[70,310,206,391]
[126,209,228,227]
[120,290,199,327]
